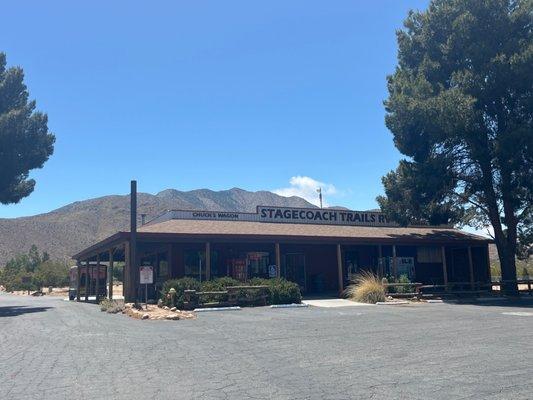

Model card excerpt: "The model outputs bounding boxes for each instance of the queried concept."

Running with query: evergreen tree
[379,0,532,294]
[0,52,55,204]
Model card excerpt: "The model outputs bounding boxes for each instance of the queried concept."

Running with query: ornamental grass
[343,271,386,304]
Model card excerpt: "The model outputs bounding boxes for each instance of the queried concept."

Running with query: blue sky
[1,0,429,218]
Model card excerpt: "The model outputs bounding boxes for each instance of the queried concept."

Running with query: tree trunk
[494,234,519,296]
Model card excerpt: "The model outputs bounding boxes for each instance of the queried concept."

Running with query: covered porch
[72,231,491,303]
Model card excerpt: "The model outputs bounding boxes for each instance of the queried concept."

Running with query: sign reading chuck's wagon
[166,206,397,227]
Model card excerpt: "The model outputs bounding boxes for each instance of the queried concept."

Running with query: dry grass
[342,271,386,304]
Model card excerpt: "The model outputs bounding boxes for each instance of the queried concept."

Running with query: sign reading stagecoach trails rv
[162,206,399,227]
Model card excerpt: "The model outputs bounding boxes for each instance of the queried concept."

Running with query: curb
[426,299,444,303]
[270,303,309,309]
[375,301,410,305]
[194,306,241,312]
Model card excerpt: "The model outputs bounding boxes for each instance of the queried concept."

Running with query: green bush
[383,274,412,294]
[396,274,412,294]
[160,277,201,308]
[249,277,302,305]
[200,277,242,303]
[200,277,241,292]
[160,276,302,307]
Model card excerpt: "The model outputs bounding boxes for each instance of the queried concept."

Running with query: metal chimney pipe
[130,180,137,302]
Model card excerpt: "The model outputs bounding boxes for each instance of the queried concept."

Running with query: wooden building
[72,206,492,302]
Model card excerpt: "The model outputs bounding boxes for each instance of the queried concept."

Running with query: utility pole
[317,187,323,208]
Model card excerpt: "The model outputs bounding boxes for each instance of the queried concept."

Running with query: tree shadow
[0,305,53,317]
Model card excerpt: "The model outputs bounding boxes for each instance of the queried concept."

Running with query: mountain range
[0,188,315,266]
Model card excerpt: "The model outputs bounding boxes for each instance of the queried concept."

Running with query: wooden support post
[378,245,383,276]
[95,254,100,303]
[468,246,475,290]
[76,260,81,301]
[337,244,343,295]
[441,246,448,290]
[485,245,491,284]
[108,249,114,300]
[84,260,89,302]
[167,243,173,278]
[205,242,211,281]
[275,243,281,278]
[392,245,398,278]
[122,242,131,301]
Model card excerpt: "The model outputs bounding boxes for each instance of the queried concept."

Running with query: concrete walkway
[302,298,373,307]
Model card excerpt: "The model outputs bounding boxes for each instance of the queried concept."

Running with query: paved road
[1,293,533,400]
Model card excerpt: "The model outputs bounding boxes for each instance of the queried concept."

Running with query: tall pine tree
[0,52,55,204]
[379,0,532,294]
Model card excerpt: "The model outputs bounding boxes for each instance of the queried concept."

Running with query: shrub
[396,274,412,294]
[160,276,302,307]
[249,277,302,305]
[200,277,242,303]
[200,277,241,292]
[160,277,201,308]
[343,271,385,304]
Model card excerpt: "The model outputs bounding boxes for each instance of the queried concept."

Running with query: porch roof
[72,219,490,260]
[138,219,489,244]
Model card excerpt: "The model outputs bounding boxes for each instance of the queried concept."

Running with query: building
[72,205,492,302]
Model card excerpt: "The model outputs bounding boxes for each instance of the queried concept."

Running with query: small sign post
[139,266,154,310]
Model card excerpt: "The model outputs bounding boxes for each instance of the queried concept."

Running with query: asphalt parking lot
[1,293,532,400]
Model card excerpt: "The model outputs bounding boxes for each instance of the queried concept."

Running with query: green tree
[379,0,532,294]
[34,260,69,288]
[0,245,55,291]
[0,52,55,204]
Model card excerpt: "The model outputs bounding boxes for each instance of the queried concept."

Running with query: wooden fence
[182,285,269,309]
[385,280,533,298]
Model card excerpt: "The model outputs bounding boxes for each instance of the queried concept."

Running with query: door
[283,253,306,292]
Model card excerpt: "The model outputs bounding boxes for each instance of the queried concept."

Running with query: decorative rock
[163,306,170,310]
[165,314,180,320]
[157,299,163,307]
[170,307,177,312]
[141,313,150,320]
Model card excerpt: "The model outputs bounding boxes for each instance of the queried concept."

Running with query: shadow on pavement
[0,305,53,317]
[443,297,533,308]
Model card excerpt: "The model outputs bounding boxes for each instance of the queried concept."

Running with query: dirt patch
[123,303,196,321]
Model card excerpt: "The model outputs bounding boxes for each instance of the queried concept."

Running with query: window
[417,247,442,263]
[158,253,169,279]
[184,250,206,281]
[247,252,270,279]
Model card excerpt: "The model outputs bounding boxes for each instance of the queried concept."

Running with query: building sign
[161,206,398,227]
[268,265,278,278]
[257,207,395,226]
[140,266,154,284]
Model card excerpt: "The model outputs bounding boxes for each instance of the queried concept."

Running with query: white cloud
[273,176,338,207]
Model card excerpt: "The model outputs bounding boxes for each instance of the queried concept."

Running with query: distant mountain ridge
[0,188,315,266]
